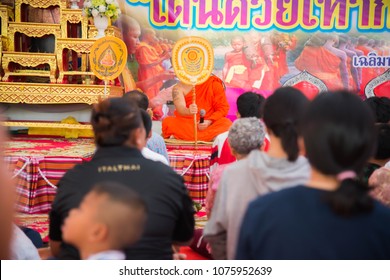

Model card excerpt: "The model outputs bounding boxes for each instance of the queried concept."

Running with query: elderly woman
[205,117,266,217]
[190,117,265,259]
[49,97,194,260]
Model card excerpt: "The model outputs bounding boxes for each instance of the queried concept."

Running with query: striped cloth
[5,156,85,214]
[168,150,210,205]
[4,137,95,214]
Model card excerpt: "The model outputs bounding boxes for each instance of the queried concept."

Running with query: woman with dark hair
[49,97,194,260]
[236,91,390,259]
[204,87,311,259]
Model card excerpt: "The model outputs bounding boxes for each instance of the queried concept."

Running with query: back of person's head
[364,97,390,123]
[263,87,309,161]
[375,123,390,160]
[236,92,265,118]
[302,91,376,216]
[91,97,143,147]
[123,90,149,110]
[91,182,147,250]
[228,117,265,156]
[140,109,152,139]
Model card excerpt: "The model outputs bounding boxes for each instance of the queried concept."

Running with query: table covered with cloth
[167,141,212,205]
[4,137,95,214]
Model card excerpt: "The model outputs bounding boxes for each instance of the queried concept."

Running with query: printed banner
[114,0,390,118]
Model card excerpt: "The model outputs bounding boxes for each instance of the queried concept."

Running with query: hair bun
[94,113,110,126]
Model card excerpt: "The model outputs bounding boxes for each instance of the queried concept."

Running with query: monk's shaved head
[115,14,140,33]
[115,15,141,54]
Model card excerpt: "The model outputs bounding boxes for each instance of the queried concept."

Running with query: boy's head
[236,92,265,118]
[231,36,245,52]
[62,182,147,257]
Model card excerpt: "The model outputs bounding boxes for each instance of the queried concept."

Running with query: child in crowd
[140,109,169,165]
[62,182,147,260]
[236,91,390,259]
[210,91,266,171]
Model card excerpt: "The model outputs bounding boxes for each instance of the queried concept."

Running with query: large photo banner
[114,0,390,119]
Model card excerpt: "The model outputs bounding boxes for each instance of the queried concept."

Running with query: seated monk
[162,76,232,142]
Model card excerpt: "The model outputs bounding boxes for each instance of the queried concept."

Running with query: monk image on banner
[162,76,232,142]
[338,35,360,91]
[114,15,174,94]
[355,36,377,95]
[135,29,171,99]
[271,32,297,81]
[295,33,348,90]
[222,36,251,89]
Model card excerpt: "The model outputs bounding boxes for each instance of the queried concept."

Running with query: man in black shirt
[49,98,194,259]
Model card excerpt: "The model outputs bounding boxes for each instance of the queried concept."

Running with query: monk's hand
[198,120,212,131]
[188,104,198,115]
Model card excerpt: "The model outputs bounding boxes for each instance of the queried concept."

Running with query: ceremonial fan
[171,37,214,148]
[89,36,128,96]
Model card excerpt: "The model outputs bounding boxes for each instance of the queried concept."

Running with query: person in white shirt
[11,225,40,260]
[140,110,170,166]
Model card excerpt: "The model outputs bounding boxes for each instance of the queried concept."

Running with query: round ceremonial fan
[171,37,214,145]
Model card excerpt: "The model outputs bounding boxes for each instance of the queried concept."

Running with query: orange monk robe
[247,45,268,90]
[346,56,357,91]
[162,76,232,142]
[135,42,164,99]
[153,43,164,55]
[121,67,137,92]
[224,51,251,88]
[355,46,377,94]
[295,46,343,90]
[161,43,170,52]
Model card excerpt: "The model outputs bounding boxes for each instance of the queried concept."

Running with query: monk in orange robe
[295,34,348,90]
[356,36,377,94]
[338,35,360,91]
[135,29,170,99]
[222,36,251,88]
[162,76,232,142]
[271,33,297,80]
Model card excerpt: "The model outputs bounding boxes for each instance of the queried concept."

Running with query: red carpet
[179,246,210,260]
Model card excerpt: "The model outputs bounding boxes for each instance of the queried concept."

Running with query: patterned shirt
[147,132,169,162]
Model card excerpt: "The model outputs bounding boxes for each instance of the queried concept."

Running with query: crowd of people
[1,83,390,260]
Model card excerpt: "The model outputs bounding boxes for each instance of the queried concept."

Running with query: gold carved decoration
[0,82,124,104]
[2,52,57,83]
[8,22,61,51]
[88,26,123,39]
[61,9,88,38]
[2,121,92,130]
[0,5,14,37]
[15,0,66,22]
[56,38,96,83]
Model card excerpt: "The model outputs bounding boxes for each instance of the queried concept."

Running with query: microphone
[200,109,206,124]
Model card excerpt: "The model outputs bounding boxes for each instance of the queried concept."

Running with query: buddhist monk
[162,76,232,142]
[271,32,297,80]
[135,28,171,99]
[115,16,174,93]
[222,36,251,88]
[295,33,348,90]
[356,36,377,94]
[338,35,360,91]
[244,32,268,90]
